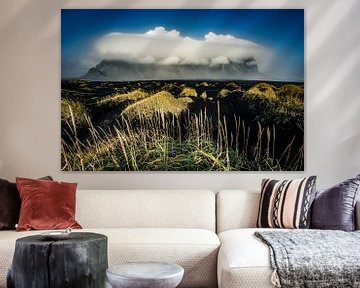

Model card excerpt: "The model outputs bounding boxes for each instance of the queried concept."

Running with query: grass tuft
[97,89,149,106]
[244,82,277,101]
[122,91,192,118]
[180,87,197,97]
[218,88,230,98]
[61,99,88,126]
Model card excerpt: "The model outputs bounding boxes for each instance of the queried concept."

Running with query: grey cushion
[311,174,360,231]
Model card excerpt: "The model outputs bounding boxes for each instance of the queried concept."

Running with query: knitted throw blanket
[255,230,360,288]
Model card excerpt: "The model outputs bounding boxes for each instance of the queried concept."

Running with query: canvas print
[61,9,304,171]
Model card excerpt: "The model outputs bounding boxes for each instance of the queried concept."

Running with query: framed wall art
[61,9,304,171]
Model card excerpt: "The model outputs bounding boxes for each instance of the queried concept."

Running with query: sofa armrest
[356,200,360,230]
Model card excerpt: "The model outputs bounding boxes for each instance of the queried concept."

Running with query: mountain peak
[82,59,258,81]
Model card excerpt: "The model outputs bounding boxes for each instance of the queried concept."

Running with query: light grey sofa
[1,189,359,288]
[0,190,220,288]
[216,190,360,288]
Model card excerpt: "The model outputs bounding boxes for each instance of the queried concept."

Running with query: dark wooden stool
[7,232,108,288]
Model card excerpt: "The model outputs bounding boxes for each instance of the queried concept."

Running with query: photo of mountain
[61,9,304,171]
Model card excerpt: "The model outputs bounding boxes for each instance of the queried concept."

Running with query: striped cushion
[257,177,317,229]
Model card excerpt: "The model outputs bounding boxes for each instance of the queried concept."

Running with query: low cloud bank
[94,26,272,72]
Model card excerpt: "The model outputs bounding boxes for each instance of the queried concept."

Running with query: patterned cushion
[257,176,316,229]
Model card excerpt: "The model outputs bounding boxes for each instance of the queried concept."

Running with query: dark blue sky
[62,9,304,81]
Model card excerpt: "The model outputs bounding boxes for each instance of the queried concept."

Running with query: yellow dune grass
[122,91,193,118]
[98,89,149,106]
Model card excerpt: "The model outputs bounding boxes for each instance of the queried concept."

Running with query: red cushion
[0,176,52,230]
[16,177,82,231]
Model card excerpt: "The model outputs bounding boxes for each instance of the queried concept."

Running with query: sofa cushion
[257,177,317,229]
[0,176,52,230]
[0,179,20,230]
[311,174,360,231]
[218,228,278,288]
[16,177,81,231]
[0,228,220,288]
[76,190,216,231]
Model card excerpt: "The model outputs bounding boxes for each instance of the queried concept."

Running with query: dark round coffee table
[7,232,108,288]
[106,262,184,288]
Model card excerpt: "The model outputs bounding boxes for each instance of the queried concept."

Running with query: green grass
[243,83,304,129]
[61,99,88,127]
[61,108,303,171]
[276,84,304,101]
[61,82,304,171]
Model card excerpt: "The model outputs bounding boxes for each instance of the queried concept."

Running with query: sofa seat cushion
[218,228,282,288]
[0,228,219,288]
[102,228,220,288]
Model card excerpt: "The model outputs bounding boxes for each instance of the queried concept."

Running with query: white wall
[0,0,359,190]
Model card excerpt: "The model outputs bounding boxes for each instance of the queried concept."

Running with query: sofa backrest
[216,190,260,233]
[217,190,360,232]
[76,190,216,231]
[357,203,360,230]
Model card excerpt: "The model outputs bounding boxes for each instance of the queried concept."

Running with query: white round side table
[106,262,184,288]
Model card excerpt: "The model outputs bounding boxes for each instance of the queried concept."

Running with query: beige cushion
[76,190,216,231]
[216,190,260,233]
[0,228,220,288]
[217,228,277,288]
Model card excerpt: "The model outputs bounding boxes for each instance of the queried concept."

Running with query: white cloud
[182,58,209,65]
[138,55,156,64]
[145,26,180,38]
[210,56,230,66]
[160,56,181,65]
[94,27,272,71]
[205,32,235,42]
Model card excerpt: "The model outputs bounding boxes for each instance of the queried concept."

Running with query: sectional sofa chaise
[0,189,359,288]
